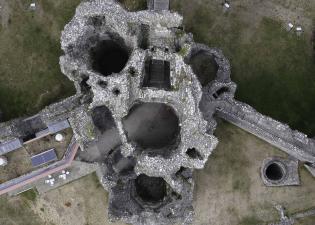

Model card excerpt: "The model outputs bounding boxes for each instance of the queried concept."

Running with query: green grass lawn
[171,1,315,136]
[0,0,80,121]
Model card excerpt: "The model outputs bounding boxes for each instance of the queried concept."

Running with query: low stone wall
[0,95,81,143]
[216,98,315,164]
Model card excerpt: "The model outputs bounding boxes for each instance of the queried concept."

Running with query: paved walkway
[0,140,79,195]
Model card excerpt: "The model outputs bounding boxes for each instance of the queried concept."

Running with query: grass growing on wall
[118,0,147,11]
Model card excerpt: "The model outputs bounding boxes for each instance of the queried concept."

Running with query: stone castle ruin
[0,0,315,224]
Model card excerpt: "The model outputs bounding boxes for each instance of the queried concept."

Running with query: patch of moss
[118,0,147,11]
[85,122,96,140]
[91,172,102,189]
[20,189,38,202]
[178,46,189,57]
[240,215,263,225]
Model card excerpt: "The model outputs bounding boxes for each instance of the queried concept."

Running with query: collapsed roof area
[0,0,315,225]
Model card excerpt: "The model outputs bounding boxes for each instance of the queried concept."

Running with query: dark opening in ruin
[129,67,137,77]
[186,148,203,160]
[186,50,218,87]
[19,116,47,142]
[122,102,180,156]
[216,87,229,95]
[92,105,116,133]
[80,76,91,93]
[98,80,108,89]
[135,174,167,203]
[175,166,192,179]
[212,87,229,99]
[90,39,129,76]
[142,59,171,90]
[89,16,106,27]
[305,162,315,167]
[112,88,121,96]
[175,167,186,177]
[23,133,36,142]
[111,150,136,176]
[265,163,284,181]
[138,24,150,49]
[171,191,182,200]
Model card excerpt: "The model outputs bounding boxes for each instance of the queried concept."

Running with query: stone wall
[216,98,315,163]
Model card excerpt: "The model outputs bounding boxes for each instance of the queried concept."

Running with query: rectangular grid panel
[0,139,23,155]
[31,149,57,167]
[47,120,70,134]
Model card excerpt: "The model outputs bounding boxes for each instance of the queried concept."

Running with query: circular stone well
[122,102,180,156]
[265,162,286,181]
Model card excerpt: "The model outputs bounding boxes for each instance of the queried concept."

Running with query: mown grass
[0,0,80,121]
[0,194,46,225]
[194,122,315,224]
[172,1,315,136]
